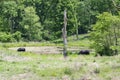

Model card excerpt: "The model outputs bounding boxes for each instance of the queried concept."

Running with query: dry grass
[0,37,120,80]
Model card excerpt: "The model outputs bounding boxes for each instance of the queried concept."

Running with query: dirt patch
[9,46,62,54]
[10,72,39,80]
[2,56,31,62]
[9,46,83,54]
[0,51,32,62]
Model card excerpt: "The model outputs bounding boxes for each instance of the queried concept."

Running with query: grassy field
[0,34,90,48]
[0,48,120,80]
[0,34,120,80]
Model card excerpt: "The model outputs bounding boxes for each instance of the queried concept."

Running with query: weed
[63,67,73,75]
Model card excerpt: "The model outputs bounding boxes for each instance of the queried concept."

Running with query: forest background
[0,0,120,55]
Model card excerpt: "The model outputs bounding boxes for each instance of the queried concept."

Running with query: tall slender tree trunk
[113,26,118,55]
[74,12,79,40]
[63,9,67,58]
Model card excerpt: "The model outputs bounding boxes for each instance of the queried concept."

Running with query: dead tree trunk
[63,9,67,58]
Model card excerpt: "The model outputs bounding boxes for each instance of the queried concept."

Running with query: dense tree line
[0,0,119,42]
[1,0,120,55]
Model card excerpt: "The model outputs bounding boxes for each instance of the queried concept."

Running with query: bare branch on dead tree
[112,0,120,10]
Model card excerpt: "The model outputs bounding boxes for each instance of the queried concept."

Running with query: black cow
[78,50,90,55]
[17,48,26,52]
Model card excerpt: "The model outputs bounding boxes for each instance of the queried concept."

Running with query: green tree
[77,0,119,34]
[35,0,80,40]
[20,6,42,41]
[69,0,80,40]
[0,1,18,33]
[90,12,120,56]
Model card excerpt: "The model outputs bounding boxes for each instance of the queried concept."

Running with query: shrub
[90,12,120,56]
[12,31,22,42]
[63,67,73,75]
[0,32,22,42]
[0,32,14,42]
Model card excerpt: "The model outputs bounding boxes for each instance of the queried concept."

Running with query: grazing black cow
[17,48,26,52]
[78,50,90,55]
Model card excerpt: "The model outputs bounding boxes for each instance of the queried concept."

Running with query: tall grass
[0,47,120,80]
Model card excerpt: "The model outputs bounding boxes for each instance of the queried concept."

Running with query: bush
[90,12,120,56]
[12,31,22,42]
[0,32,14,42]
[0,32,22,42]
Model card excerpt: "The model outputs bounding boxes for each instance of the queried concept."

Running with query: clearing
[9,46,91,54]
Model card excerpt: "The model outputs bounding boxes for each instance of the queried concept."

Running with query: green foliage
[63,67,73,75]
[90,12,120,56]
[0,32,22,42]
[20,6,42,41]
[0,32,14,42]
[12,31,22,42]
[0,0,120,42]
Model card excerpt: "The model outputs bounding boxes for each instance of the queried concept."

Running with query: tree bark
[63,9,67,58]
